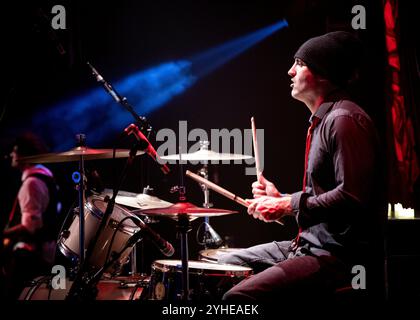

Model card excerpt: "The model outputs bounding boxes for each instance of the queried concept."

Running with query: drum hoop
[57,240,79,260]
[152,260,252,274]
[86,199,104,219]
[22,276,51,300]
[91,197,138,233]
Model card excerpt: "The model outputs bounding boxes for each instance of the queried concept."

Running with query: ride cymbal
[19,146,144,163]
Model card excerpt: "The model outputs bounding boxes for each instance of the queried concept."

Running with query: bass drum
[198,248,244,263]
[19,275,149,300]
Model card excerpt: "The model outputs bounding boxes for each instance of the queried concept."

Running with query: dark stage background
[0,0,392,278]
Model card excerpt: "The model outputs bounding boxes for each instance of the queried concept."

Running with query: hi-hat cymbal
[161,149,253,161]
[19,146,144,163]
[132,202,237,221]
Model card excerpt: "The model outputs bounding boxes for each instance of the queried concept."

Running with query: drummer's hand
[246,196,292,222]
[252,173,281,198]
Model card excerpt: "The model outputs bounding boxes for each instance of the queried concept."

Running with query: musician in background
[1,132,61,299]
[220,31,385,301]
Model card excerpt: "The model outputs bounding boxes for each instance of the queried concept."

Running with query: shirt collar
[309,89,349,124]
[310,102,334,123]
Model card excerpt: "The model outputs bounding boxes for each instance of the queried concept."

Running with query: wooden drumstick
[251,117,262,176]
[186,170,248,207]
[186,170,283,225]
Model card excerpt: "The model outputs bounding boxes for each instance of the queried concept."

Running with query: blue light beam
[31,19,288,150]
[190,19,288,78]
[32,61,196,150]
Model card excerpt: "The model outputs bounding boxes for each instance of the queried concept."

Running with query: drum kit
[15,63,264,301]
[18,137,254,301]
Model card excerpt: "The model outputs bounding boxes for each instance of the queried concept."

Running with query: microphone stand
[76,134,87,265]
[66,62,161,300]
[84,228,145,295]
[86,62,151,132]
[87,62,155,277]
[66,145,139,301]
[175,150,190,301]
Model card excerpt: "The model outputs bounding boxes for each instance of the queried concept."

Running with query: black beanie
[294,31,362,87]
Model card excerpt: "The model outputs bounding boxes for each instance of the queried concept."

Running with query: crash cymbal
[160,149,253,161]
[132,202,237,221]
[19,146,144,163]
[101,189,173,210]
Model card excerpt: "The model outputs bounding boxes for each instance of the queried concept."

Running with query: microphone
[87,62,121,103]
[129,216,175,257]
[124,123,170,174]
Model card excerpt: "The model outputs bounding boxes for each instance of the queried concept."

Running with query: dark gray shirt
[290,95,379,260]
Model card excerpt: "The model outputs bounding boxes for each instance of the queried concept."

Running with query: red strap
[295,117,321,246]
[302,117,321,193]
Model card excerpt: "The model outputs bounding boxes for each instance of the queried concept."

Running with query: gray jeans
[218,241,349,301]
[218,241,295,273]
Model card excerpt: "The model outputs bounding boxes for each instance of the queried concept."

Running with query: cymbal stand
[176,150,190,301]
[131,186,156,276]
[196,141,222,249]
[76,134,87,265]
[66,143,139,300]
[177,214,191,301]
[130,245,138,276]
[198,165,211,243]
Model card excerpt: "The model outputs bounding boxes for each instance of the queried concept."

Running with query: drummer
[1,132,61,299]
[219,31,384,301]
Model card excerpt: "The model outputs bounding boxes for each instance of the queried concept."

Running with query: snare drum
[58,197,140,274]
[198,248,244,263]
[19,276,149,300]
[149,259,252,301]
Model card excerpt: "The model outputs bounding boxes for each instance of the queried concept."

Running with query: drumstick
[186,170,283,225]
[186,170,248,207]
[251,117,261,176]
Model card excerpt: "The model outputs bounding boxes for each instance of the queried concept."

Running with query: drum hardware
[141,152,194,300]
[66,139,143,301]
[99,186,171,276]
[198,248,244,264]
[161,141,252,249]
[76,134,87,267]
[19,275,150,300]
[100,188,172,213]
[18,135,144,266]
[62,216,145,300]
[195,142,219,249]
[132,202,237,219]
[196,222,223,248]
[87,221,146,290]
[135,202,238,301]
[17,147,139,163]
[58,197,141,274]
[195,143,223,249]
[149,260,252,301]
[87,62,167,281]
[159,144,253,162]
